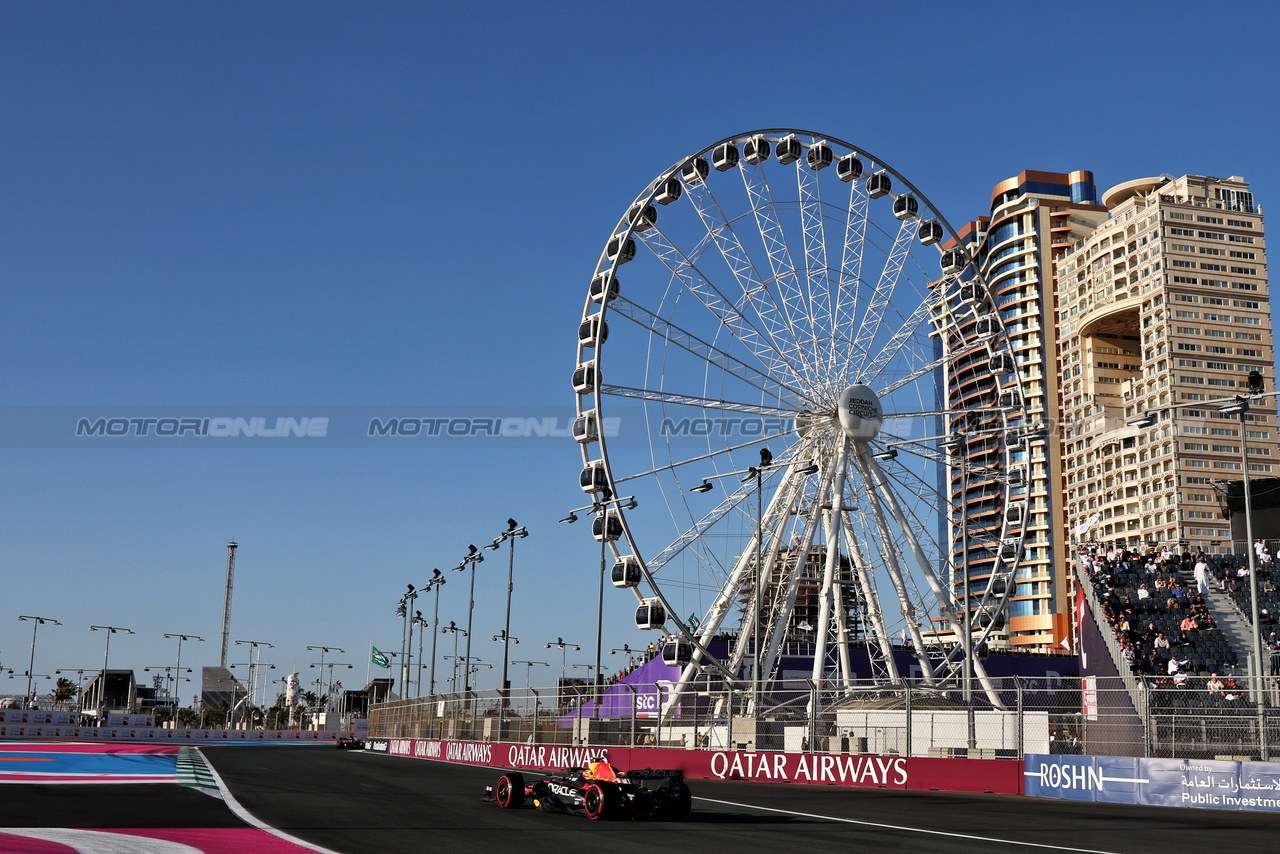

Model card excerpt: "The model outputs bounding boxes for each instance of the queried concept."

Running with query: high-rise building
[938,171,1109,652]
[1056,174,1275,555]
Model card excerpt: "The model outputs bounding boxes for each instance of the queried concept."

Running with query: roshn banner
[371,646,390,669]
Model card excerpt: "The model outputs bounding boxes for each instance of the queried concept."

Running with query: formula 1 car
[336,736,365,750]
[483,757,691,820]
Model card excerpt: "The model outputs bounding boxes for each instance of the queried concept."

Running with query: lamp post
[234,639,273,710]
[309,661,352,717]
[18,616,60,710]
[305,646,345,718]
[1221,371,1268,759]
[453,545,485,694]
[419,569,446,696]
[561,492,638,712]
[89,625,134,720]
[440,622,467,693]
[512,660,549,692]
[162,634,203,723]
[412,612,428,697]
[941,434,975,749]
[54,668,90,717]
[545,637,580,711]
[483,519,528,710]
[395,585,417,697]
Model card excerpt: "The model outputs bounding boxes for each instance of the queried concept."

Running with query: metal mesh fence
[370,675,1280,760]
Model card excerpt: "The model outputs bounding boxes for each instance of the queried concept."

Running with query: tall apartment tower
[1056,175,1275,554]
[941,171,1109,652]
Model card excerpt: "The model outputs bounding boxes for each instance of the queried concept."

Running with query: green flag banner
[371,646,390,669]
[687,612,701,631]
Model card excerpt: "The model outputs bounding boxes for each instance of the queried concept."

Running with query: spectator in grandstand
[1269,633,1280,676]
[1256,538,1266,561]
[1167,655,1189,675]
[1153,632,1170,651]
[1180,614,1199,632]
[1173,669,1189,688]
[1137,584,1150,601]
[1194,556,1210,595]
[1261,609,1276,626]
[1207,674,1224,695]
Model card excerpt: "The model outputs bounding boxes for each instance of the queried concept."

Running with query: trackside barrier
[0,725,352,743]
[1024,754,1280,813]
[364,737,1023,795]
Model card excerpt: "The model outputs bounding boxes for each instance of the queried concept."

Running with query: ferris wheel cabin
[611,555,641,589]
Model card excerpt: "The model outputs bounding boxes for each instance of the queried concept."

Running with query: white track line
[197,748,344,854]
[694,796,1125,854]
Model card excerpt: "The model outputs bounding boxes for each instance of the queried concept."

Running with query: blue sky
[2,1,1278,698]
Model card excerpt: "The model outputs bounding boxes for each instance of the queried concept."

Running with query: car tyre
[497,772,525,808]
[584,781,621,820]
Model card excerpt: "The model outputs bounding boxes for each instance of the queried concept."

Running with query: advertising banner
[1025,754,1280,812]
[379,738,1021,794]
[0,710,77,725]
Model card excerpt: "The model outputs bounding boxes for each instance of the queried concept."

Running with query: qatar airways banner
[371,737,1021,795]
[1025,754,1280,813]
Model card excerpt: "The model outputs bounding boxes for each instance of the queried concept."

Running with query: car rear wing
[620,768,684,781]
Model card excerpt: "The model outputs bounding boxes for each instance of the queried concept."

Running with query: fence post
[624,683,637,746]
[1014,676,1023,758]
[805,679,817,753]
[654,682,662,747]
[530,688,539,745]
[1261,674,1270,762]
[725,686,733,751]
[903,681,912,758]
[1146,676,1157,757]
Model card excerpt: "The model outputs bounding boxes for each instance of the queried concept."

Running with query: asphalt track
[5,745,1280,853]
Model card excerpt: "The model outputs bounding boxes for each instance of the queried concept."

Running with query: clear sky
[2,1,1278,699]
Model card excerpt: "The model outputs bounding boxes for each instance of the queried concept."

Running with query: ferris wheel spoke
[613,429,797,486]
[599,384,794,419]
[874,336,989,400]
[859,286,944,387]
[846,217,921,382]
[795,154,836,391]
[682,177,824,393]
[738,162,825,394]
[636,225,806,390]
[642,450,798,576]
[829,177,870,386]
[609,294,810,403]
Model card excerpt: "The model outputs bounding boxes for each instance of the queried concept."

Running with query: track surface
[3,745,1278,853]
[203,747,1279,853]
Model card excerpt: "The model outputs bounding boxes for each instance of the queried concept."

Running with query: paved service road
[201,746,1280,854]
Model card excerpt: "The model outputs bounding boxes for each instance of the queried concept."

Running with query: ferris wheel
[572,130,1033,714]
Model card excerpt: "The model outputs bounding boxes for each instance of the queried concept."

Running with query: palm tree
[52,678,78,711]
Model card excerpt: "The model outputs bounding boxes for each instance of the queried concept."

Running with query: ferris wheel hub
[837,384,883,441]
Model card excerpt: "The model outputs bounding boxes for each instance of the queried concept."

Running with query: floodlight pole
[19,616,60,710]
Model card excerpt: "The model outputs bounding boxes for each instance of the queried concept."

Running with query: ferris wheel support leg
[758,452,836,688]
[666,459,803,715]
[832,548,855,692]
[840,512,899,683]
[810,440,851,710]
[851,449,937,685]
[859,450,1007,709]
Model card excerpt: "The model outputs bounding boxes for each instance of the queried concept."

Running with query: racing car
[483,757,691,820]
[336,736,365,750]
